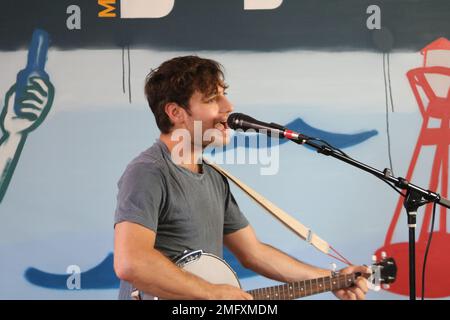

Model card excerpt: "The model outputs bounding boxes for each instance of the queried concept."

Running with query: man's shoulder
[124,160,165,178]
[119,145,168,185]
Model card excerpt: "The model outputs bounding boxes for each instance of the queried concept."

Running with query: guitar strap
[203,158,331,255]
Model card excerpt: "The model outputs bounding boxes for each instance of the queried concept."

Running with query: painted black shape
[1,0,449,51]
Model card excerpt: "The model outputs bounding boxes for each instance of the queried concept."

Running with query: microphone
[226,113,309,143]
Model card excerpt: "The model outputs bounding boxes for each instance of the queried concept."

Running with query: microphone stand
[286,132,450,300]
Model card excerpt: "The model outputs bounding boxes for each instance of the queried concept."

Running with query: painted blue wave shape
[24,248,256,290]
[25,253,119,289]
[206,117,378,153]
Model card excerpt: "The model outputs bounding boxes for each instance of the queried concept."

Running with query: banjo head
[178,250,241,288]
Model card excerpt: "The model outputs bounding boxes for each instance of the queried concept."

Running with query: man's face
[183,85,233,148]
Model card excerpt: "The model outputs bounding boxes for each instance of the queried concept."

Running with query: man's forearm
[120,249,216,300]
[245,243,331,283]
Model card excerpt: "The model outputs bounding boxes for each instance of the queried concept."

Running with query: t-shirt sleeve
[223,177,250,235]
[114,164,165,232]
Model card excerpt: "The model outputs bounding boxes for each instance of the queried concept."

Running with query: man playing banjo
[113,55,369,300]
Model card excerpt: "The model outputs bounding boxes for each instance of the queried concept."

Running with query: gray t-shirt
[114,139,249,299]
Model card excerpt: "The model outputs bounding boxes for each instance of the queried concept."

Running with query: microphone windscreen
[227,113,255,130]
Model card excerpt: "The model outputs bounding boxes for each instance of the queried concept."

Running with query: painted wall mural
[0,0,449,299]
[0,29,54,203]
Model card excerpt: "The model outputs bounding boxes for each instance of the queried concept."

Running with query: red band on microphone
[284,130,295,139]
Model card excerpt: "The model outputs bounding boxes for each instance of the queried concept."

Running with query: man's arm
[224,225,369,300]
[224,225,330,283]
[114,221,253,300]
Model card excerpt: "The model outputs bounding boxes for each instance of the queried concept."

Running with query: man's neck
[160,134,204,174]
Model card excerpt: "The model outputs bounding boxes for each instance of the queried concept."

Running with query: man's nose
[220,96,234,114]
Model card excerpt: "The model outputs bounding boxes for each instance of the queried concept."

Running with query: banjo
[132,250,397,300]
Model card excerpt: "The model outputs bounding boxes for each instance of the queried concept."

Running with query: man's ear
[164,102,186,127]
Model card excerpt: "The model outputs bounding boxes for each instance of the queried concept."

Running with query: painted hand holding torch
[0,29,54,203]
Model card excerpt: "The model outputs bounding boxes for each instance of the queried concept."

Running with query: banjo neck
[246,272,370,300]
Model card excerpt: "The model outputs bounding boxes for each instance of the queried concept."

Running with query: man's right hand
[209,284,253,300]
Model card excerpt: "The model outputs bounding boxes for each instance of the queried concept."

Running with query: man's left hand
[332,265,370,300]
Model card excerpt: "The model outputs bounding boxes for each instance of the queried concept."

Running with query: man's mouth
[214,120,229,131]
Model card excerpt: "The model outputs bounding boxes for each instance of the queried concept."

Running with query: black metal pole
[403,189,423,300]
[409,226,416,300]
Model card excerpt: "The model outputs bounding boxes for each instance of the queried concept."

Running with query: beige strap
[204,159,330,254]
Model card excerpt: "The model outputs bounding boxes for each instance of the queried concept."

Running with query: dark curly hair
[144,55,228,133]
